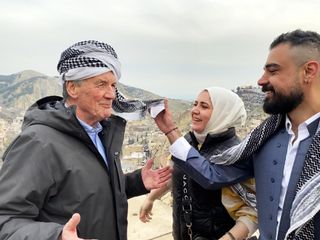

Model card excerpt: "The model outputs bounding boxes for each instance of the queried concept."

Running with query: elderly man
[155,29,320,240]
[0,40,171,240]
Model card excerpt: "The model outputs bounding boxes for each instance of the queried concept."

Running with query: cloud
[1,0,320,99]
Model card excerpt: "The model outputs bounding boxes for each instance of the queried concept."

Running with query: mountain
[0,70,61,111]
[0,70,267,131]
[0,70,191,115]
[0,70,268,166]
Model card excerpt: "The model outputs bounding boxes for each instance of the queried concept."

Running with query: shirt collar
[285,112,320,135]
[65,102,103,135]
[77,118,103,134]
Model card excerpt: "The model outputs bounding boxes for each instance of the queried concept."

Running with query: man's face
[257,44,304,114]
[69,71,116,126]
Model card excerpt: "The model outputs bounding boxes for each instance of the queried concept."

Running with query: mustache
[261,84,274,93]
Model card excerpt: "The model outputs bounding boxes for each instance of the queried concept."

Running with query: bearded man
[154,30,320,240]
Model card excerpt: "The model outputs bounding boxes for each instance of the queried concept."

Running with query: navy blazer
[173,120,320,240]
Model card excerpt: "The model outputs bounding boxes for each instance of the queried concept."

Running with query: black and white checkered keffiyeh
[230,183,256,210]
[57,40,164,120]
[113,88,164,120]
[210,114,320,239]
[57,40,121,82]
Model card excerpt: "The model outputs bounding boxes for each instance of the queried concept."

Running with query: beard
[262,84,304,114]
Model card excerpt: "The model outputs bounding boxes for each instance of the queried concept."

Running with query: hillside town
[0,85,268,171]
[0,108,24,163]
[0,70,268,168]
[0,79,268,239]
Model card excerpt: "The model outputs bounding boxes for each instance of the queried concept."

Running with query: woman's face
[191,90,213,133]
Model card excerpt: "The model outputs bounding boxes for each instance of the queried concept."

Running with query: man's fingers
[160,166,172,174]
[156,165,171,173]
[64,213,81,231]
[156,168,172,187]
[159,172,172,183]
[145,159,154,170]
[158,168,172,180]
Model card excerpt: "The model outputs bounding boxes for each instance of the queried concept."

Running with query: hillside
[0,70,191,116]
[0,70,268,162]
[0,71,267,240]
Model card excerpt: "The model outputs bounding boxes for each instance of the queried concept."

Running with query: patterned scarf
[57,40,121,81]
[57,40,163,120]
[210,114,320,239]
[112,88,164,120]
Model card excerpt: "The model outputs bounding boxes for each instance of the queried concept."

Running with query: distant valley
[0,70,268,168]
[0,70,190,117]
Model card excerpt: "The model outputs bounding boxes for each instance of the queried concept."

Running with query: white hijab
[193,87,247,144]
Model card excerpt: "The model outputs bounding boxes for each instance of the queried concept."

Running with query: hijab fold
[194,87,247,144]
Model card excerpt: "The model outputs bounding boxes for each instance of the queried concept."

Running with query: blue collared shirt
[77,118,108,167]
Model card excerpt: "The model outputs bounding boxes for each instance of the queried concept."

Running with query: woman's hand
[139,198,154,223]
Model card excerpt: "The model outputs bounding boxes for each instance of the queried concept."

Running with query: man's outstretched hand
[60,213,83,240]
[141,159,172,190]
[60,214,97,240]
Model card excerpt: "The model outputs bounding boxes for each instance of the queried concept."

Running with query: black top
[172,128,240,240]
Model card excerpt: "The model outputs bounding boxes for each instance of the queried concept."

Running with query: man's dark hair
[270,29,320,50]
[270,29,320,65]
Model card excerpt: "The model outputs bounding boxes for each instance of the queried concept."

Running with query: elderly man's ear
[66,81,79,99]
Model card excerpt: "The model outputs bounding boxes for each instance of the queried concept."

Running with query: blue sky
[1,0,320,100]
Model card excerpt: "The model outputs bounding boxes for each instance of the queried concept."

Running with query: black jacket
[0,96,148,240]
[172,128,240,240]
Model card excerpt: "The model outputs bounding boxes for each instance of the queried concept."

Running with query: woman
[140,87,257,240]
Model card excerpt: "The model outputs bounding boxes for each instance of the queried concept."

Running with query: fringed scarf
[210,114,320,239]
[112,88,164,120]
[57,40,164,120]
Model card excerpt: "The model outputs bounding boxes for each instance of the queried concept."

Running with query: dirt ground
[128,194,173,240]
[128,194,259,240]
